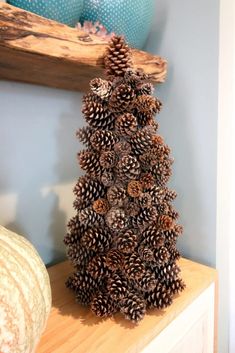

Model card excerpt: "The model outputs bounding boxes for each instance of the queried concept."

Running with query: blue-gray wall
[0,0,219,266]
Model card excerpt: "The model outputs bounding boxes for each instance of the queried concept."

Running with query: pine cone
[154,246,170,266]
[152,134,164,146]
[156,263,181,283]
[81,227,112,252]
[150,161,172,187]
[140,173,155,190]
[163,225,183,244]
[124,201,141,217]
[67,271,100,292]
[73,176,105,208]
[155,202,169,215]
[90,78,112,100]
[92,198,110,215]
[87,254,109,278]
[100,151,117,168]
[106,249,124,271]
[132,207,158,229]
[115,113,137,137]
[64,231,81,245]
[76,126,94,148]
[141,226,165,249]
[169,246,181,262]
[64,215,84,245]
[116,230,138,254]
[104,35,132,78]
[148,185,166,205]
[134,95,162,116]
[91,292,116,317]
[137,115,155,127]
[67,214,80,233]
[101,170,115,187]
[109,84,136,113]
[107,185,127,207]
[112,76,125,89]
[130,127,154,155]
[135,270,157,292]
[166,279,186,295]
[138,193,152,208]
[151,142,171,160]
[136,82,154,96]
[124,68,148,87]
[167,205,179,220]
[174,224,183,235]
[78,150,103,177]
[156,215,174,230]
[127,180,142,198]
[114,141,132,157]
[144,283,173,309]
[133,95,162,126]
[90,130,119,151]
[83,92,102,105]
[107,272,128,300]
[139,151,156,171]
[123,253,145,280]
[106,207,129,231]
[79,206,104,226]
[82,100,115,129]
[117,155,141,180]
[138,245,154,262]
[164,188,177,202]
[120,291,146,322]
[67,243,94,268]
[76,288,94,306]
[139,144,170,170]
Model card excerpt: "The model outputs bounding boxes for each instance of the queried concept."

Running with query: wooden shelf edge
[0,3,167,92]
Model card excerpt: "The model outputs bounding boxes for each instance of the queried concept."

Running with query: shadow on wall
[0,82,83,265]
[5,191,67,267]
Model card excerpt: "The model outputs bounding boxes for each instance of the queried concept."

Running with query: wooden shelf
[36,258,217,353]
[0,3,167,92]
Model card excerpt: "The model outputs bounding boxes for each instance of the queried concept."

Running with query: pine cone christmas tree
[65,35,185,323]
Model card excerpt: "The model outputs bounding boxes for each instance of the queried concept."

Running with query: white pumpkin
[0,226,51,353]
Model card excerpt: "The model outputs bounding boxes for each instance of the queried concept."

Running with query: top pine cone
[65,35,185,323]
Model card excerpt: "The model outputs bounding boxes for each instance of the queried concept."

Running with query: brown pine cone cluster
[65,35,185,323]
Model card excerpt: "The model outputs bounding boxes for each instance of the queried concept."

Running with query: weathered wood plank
[0,3,167,92]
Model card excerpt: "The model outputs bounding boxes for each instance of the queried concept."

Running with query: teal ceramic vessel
[7,0,84,27]
[80,0,155,49]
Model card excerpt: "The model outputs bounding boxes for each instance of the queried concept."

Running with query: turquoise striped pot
[7,0,84,27]
[80,0,155,49]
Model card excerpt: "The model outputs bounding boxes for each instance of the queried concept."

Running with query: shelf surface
[0,3,167,92]
[36,258,217,353]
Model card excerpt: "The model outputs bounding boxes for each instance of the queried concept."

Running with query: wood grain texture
[0,3,167,92]
[36,258,217,353]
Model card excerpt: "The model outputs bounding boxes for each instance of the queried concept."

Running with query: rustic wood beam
[0,3,167,92]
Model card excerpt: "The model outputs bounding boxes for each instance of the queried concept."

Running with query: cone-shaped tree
[65,36,185,322]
